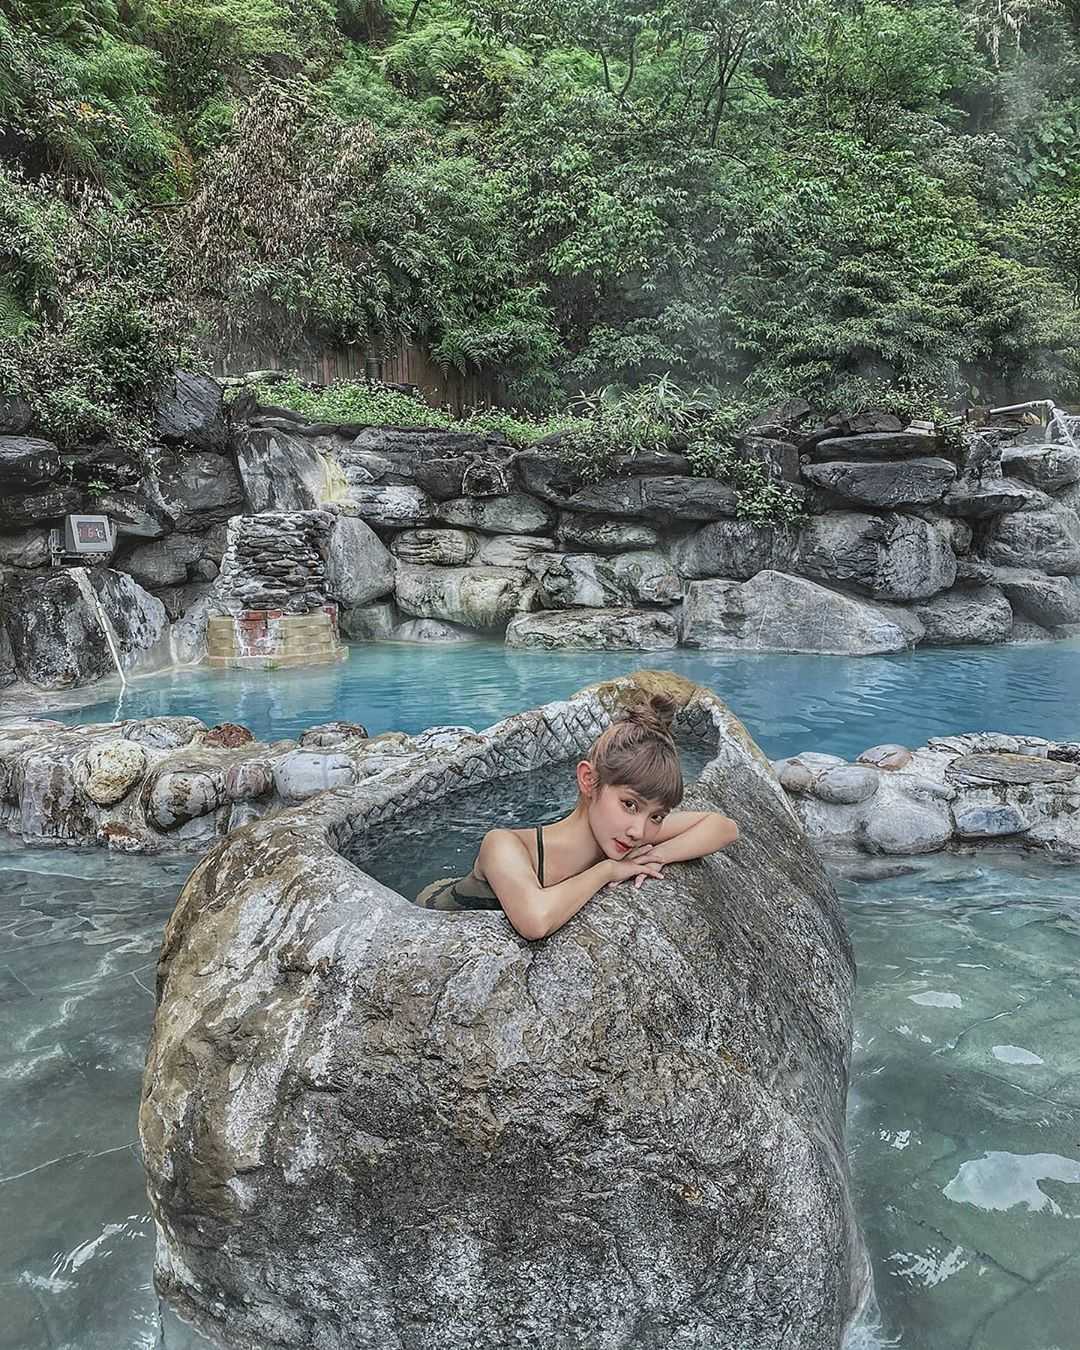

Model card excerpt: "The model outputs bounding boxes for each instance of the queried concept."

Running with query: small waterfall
[1048,402,1080,449]
[318,447,350,503]
[70,566,128,688]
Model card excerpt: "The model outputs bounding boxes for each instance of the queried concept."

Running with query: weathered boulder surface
[803,431,940,461]
[555,513,659,553]
[800,457,955,509]
[234,428,330,513]
[909,584,1013,646]
[345,484,437,529]
[1,568,167,688]
[156,450,244,530]
[533,551,682,610]
[982,505,1080,575]
[155,371,228,452]
[672,519,799,581]
[682,572,924,655]
[0,435,61,488]
[0,527,50,569]
[990,567,1080,628]
[0,484,82,529]
[395,563,536,629]
[436,493,555,536]
[506,607,678,650]
[123,533,205,590]
[796,511,956,600]
[940,479,1041,519]
[391,527,477,567]
[1000,443,1080,493]
[324,515,394,608]
[140,675,864,1350]
[339,600,398,642]
[474,534,555,568]
[93,487,173,539]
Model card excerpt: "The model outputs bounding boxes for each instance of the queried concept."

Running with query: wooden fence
[211,338,501,415]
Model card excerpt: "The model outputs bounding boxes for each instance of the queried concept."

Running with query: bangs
[594,738,684,810]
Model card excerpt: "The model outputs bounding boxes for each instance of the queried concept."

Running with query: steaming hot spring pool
[4,638,1080,1349]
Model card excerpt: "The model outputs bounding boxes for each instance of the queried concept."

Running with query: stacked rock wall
[4,373,1080,689]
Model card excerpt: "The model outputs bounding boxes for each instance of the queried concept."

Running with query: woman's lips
[614,839,631,854]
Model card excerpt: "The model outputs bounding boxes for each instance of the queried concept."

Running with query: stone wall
[3,372,1080,689]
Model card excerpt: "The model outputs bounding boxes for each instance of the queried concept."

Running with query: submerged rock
[140,675,865,1350]
[505,606,678,649]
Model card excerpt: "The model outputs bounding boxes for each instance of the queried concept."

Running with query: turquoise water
[37,636,1080,760]
[2,836,1079,1349]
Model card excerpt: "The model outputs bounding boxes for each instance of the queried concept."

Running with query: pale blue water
[2,837,1078,1349]
[38,636,1080,760]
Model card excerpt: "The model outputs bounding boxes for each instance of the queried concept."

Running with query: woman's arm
[477,830,663,940]
[647,810,739,865]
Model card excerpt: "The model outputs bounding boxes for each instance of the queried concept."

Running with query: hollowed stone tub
[140,671,867,1349]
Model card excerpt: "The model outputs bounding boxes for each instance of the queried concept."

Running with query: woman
[416,691,740,939]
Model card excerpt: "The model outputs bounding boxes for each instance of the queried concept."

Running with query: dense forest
[3,0,1080,450]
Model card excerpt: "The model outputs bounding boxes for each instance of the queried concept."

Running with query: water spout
[70,566,128,688]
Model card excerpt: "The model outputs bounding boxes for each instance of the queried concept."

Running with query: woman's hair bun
[620,690,678,740]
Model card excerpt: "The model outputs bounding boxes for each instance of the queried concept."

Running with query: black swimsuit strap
[535,824,545,887]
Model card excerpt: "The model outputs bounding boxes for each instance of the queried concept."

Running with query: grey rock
[929,515,973,555]
[672,519,799,580]
[1000,444,1080,493]
[474,534,556,568]
[506,607,678,649]
[534,553,627,610]
[235,428,331,512]
[142,763,226,830]
[391,528,477,567]
[395,563,536,629]
[122,716,204,749]
[391,618,480,642]
[813,765,881,805]
[801,457,955,509]
[155,371,228,452]
[940,479,1042,518]
[856,745,913,770]
[0,484,82,529]
[990,568,1080,627]
[0,528,50,569]
[1,568,167,688]
[796,511,956,601]
[863,801,952,855]
[0,621,14,687]
[983,506,1080,575]
[339,601,398,642]
[272,750,358,802]
[325,516,395,607]
[299,721,369,749]
[517,452,738,522]
[1007,617,1057,643]
[911,585,1013,646]
[0,435,60,488]
[556,513,659,553]
[682,572,924,655]
[124,534,204,589]
[72,739,147,805]
[613,550,683,605]
[805,431,940,461]
[436,493,556,536]
[94,488,172,539]
[140,678,861,1350]
[954,559,995,585]
[225,758,275,802]
[953,804,1033,838]
[157,450,244,530]
[345,484,437,529]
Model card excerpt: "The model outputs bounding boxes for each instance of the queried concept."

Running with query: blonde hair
[586,691,683,809]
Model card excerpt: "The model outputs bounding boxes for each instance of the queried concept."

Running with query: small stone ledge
[774,731,1080,858]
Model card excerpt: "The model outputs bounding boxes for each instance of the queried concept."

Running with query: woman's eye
[623,800,636,812]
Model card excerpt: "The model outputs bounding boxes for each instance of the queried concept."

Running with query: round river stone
[73,739,147,806]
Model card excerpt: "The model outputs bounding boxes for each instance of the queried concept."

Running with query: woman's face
[585,781,669,860]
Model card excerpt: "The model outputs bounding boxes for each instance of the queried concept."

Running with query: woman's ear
[576,759,596,797]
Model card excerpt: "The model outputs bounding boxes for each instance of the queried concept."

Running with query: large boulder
[345,484,437,529]
[1000,443,1080,494]
[93,487,173,539]
[140,676,863,1350]
[157,450,244,531]
[803,430,940,461]
[800,457,955,509]
[555,513,660,553]
[0,528,50,569]
[1,567,167,688]
[0,484,82,529]
[982,505,1080,575]
[506,607,678,649]
[909,585,1013,646]
[234,428,331,513]
[672,519,799,580]
[474,534,556,568]
[0,435,60,488]
[436,493,556,536]
[324,515,395,607]
[940,479,1044,519]
[123,533,205,589]
[682,572,924,655]
[517,452,738,522]
[990,567,1080,628]
[339,600,398,641]
[395,563,537,629]
[795,511,957,601]
[391,528,477,567]
[155,371,228,452]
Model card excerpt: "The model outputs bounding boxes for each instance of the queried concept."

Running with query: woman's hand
[605,848,666,889]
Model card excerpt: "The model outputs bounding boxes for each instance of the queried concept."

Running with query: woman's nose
[627,820,643,839]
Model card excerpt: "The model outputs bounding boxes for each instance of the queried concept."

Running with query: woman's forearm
[534,860,615,938]
[655,814,738,865]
